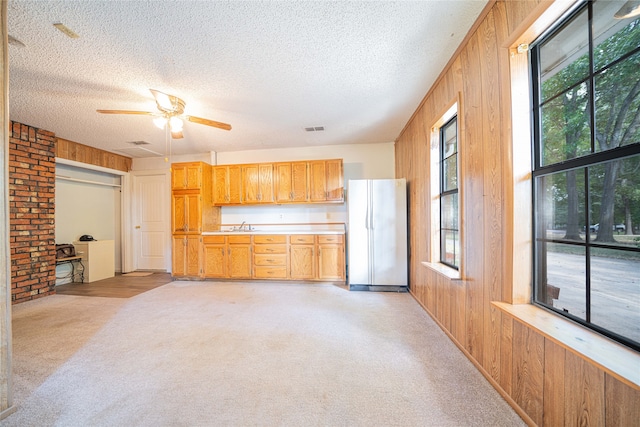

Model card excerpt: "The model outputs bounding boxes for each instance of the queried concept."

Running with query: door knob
[135,225,141,229]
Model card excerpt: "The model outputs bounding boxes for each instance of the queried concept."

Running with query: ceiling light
[614,0,640,18]
[53,23,79,38]
[153,117,167,129]
[154,91,173,111]
[305,126,325,132]
[169,116,183,132]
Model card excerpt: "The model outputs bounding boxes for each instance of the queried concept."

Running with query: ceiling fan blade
[171,130,184,139]
[185,115,232,131]
[96,109,156,115]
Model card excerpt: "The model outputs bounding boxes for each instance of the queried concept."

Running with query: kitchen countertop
[202,223,346,236]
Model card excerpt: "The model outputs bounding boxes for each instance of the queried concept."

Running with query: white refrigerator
[347,179,408,291]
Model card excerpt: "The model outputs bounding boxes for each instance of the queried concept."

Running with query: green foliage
[538,14,640,239]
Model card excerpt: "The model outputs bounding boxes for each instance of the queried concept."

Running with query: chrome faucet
[239,221,247,231]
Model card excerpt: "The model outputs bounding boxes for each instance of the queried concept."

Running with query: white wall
[55,163,122,277]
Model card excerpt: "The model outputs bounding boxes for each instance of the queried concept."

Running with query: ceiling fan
[97,89,231,139]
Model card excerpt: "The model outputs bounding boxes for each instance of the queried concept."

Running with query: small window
[530,0,640,351]
[440,116,459,269]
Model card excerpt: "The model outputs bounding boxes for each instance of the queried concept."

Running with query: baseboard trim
[0,405,16,421]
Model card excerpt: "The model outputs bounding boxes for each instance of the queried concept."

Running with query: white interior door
[133,172,169,270]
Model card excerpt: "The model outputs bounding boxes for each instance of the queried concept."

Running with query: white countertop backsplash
[203,223,346,235]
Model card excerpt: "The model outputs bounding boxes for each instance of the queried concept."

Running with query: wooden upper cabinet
[172,162,203,190]
[242,163,273,203]
[274,162,309,203]
[309,159,344,203]
[213,165,242,205]
[274,163,293,203]
[308,161,327,202]
[325,159,344,202]
[212,159,342,205]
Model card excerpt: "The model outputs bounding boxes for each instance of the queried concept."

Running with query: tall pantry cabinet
[171,162,220,277]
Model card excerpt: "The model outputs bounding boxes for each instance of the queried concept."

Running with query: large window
[531,0,640,351]
[440,116,459,269]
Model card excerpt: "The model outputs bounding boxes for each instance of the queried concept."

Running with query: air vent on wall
[305,126,325,132]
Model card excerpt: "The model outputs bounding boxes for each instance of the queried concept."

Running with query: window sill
[421,261,463,281]
[492,301,640,388]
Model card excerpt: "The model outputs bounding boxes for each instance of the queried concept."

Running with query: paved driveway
[547,251,640,344]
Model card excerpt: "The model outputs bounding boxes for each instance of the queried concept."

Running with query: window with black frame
[531,0,640,351]
[440,116,459,269]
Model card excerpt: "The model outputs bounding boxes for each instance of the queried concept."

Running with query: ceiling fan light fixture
[154,91,173,111]
[614,0,640,18]
[169,116,183,132]
[153,116,167,129]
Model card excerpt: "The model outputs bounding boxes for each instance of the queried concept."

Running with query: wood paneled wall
[395,1,640,425]
[56,138,131,172]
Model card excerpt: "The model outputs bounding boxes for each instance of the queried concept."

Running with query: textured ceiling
[7,0,487,157]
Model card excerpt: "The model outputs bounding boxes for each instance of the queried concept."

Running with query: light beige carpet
[121,272,154,277]
[5,281,525,426]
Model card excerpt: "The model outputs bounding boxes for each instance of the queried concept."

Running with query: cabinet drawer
[254,254,287,266]
[228,235,252,244]
[203,235,225,244]
[254,244,286,254]
[318,234,343,244]
[253,266,287,279]
[253,235,286,244]
[290,235,314,244]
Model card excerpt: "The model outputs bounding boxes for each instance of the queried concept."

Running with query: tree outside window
[531,0,640,351]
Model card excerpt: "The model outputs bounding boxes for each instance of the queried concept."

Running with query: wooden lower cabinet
[253,235,287,279]
[173,235,202,277]
[203,235,226,278]
[227,235,252,279]
[317,234,345,281]
[200,233,345,282]
[289,235,316,280]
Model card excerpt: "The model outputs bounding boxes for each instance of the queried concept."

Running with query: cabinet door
[290,244,315,280]
[228,245,252,278]
[228,165,242,204]
[172,236,186,276]
[172,193,201,233]
[185,164,202,189]
[258,163,274,203]
[172,193,187,233]
[172,165,187,190]
[203,243,226,278]
[291,162,309,202]
[185,236,202,276]
[212,166,229,204]
[308,161,327,202]
[317,244,344,280]
[172,163,202,190]
[172,235,201,277]
[325,159,344,201]
[242,164,260,203]
[274,163,292,203]
[186,194,202,233]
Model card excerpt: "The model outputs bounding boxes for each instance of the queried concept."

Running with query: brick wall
[9,121,57,304]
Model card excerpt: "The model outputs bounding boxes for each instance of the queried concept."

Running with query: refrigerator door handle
[365,204,370,229]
